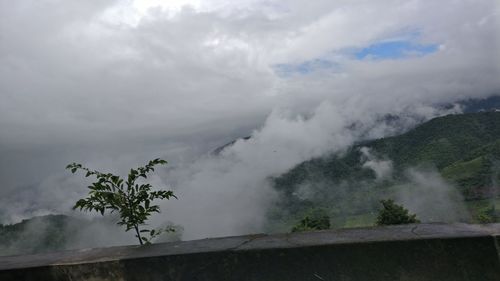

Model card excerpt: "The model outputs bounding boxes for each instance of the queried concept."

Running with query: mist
[0,0,499,250]
[266,150,474,233]
[395,168,470,223]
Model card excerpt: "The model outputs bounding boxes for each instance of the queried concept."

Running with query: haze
[0,0,499,241]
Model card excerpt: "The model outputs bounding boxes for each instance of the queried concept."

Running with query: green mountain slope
[269,112,500,231]
[369,112,500,170]
[0,214,183,256]
[0,215,84,256]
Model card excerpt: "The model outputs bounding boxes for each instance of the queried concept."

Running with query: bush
[376,199,419,226]
[475,204,496,223]
[291,208,331,232]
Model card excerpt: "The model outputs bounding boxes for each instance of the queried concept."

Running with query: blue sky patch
[273,59,338,77]
[273,31,439,77]
[354,40,438,60]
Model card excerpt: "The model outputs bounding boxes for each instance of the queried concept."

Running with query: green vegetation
[0,214,183,256]
[475,204,496,223]
[342,213,377,228]
[269,112,500,230]
[67,158,176,245]
[3,112,500,254]
[0,215,79,256]
[376,199,419,225]
[466,199,500,223]
[291,208,331,232]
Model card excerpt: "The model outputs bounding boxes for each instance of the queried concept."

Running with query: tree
[376,199,419,226]
[67,158,176,245]
[291,208,331,233]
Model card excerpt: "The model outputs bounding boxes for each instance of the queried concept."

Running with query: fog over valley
[0,0,499,250]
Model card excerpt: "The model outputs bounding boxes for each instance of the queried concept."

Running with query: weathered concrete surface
[0,223,499,281]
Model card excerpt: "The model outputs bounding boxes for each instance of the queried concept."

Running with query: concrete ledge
[1,223,499,281]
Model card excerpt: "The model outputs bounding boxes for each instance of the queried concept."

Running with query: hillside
[3,112,500,255]
[459,95,500,113]
[0,215,83,256]
[269,112,500,231]
[0,214,182,256]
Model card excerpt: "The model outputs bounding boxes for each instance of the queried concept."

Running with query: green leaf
[68,158,175,245]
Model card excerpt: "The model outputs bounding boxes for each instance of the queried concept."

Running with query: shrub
[376,199,419,226]
[291,208,331,232]
[475,204,496,223]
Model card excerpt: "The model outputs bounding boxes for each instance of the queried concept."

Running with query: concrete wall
[1,223,499,281]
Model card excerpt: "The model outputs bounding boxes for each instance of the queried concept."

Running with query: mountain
[459,95,500,113]
[211,96,500,156]
[212,136,251,155]
[0,214,183,256]
[4,110,500,255]
[268,112,500,231]
[0,215,84,256]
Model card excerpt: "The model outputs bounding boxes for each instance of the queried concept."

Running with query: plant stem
[134,225,143,245]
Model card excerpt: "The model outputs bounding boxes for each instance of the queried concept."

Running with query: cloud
[395,168,470,223]
[360,147,393,181]
[0,0,498,241]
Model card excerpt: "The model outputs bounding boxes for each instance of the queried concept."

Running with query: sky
[0,0,499,241]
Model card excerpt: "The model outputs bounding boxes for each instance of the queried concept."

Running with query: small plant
[376,199,419,226]
[67,158,176,245]
[475,204,496,224]
[291,208,331,233]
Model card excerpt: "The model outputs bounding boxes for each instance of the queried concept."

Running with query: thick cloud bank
[0,0,499,242]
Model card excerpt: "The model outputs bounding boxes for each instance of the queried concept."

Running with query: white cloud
[0,0,498,240]
[396,168,470,223]
[360,147,393,181]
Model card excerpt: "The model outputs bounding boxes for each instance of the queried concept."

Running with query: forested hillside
[269,112,500,231]
[0,215,84,256]
[2,112,499,255]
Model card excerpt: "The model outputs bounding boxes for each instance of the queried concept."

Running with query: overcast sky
[1,0,499,239]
